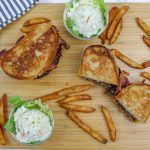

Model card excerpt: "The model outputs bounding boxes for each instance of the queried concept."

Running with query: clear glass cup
[63,3,109,40]
[9,103,54,145]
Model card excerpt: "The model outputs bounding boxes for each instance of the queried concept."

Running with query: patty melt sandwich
[0,23,69,79]
[79,45,150,122]
[115,73,150,122]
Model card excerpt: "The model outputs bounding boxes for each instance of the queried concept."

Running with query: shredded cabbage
[65,0,108,38]
[4,96,53,135]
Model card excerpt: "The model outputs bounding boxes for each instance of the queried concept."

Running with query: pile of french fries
[109,48,150,81]
[38,84,116,144]
[0,94,7,145]
[100,6,129,45]
[136,17,150,47]
[99,7,150,81]
[20,17,50,33]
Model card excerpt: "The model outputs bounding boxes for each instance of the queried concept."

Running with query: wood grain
[0,3,150,150]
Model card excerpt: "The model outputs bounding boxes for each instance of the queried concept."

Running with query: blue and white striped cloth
[0,0,39,29]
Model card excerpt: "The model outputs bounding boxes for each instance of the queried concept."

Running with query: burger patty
[85,78,117,95]
[99,82,117,96]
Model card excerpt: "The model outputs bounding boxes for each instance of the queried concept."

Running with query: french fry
[107,6,129,40]
[101,106,116,142]
[0,127,6,145]
[114,49,144,69]
[57,94,91,104]
[38,84,93,102]
[136,17,150,37]
[65,95,70,98]
[60,103,95,113]
[141,71,150,81]
[143,35,150,47]
[67,110,107,144]
[99,7,119,44]
[0,94,7,126]
[109,19,123,45]
[21,25,37,33]
[23,17,50,27]
[142,60,150,68]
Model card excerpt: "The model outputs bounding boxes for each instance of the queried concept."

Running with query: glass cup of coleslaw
[4,97,54,145]
[64,0,108,40]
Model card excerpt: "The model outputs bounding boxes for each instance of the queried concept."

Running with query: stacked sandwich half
[79,45,150,123]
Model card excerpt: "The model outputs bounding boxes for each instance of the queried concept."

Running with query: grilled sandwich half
[0,23,69,80]
[79,45,119,94]
[115,83,150,123]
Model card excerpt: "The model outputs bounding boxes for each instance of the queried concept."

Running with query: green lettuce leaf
[66,17,74,28]
[70,29,85,38]
[91,28,101,37]
[4,108,17,134]
[5,96,26,134]
[93,0,108,25]
[72,29,80,37]
[8,96,25,107]
[23,101,40,110]
[65,1,73,10]
[29,140,40,144]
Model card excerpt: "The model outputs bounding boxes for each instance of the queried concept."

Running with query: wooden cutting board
[0,3,150,150]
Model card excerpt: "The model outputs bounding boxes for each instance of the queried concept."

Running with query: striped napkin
[0,0,39,29]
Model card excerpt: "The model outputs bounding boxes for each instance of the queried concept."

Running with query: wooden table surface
[0,3,150,150]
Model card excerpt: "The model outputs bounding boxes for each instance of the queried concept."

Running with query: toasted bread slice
[1,23,59,79]
[79,45,119,85]
[115,84,150,122]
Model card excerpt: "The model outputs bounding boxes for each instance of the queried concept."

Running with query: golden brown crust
[1,23,59,79]
[115,84,150,122]
[79,45,119,85]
